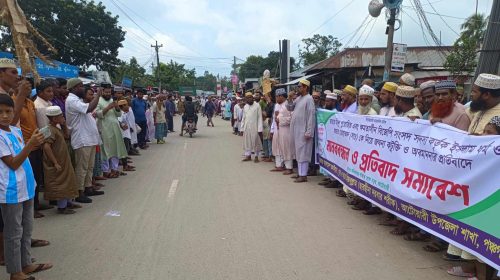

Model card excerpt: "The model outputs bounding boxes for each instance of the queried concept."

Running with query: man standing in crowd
[65,78,103,203]
[241,92,263,163]
[429,80,470,131]
[96,84,128,178]
[394,86,422,119]
[341,85,358,114]
[132,89,148,149]
[165,94,176,132]
[270,88,294,175]
[287,79,315,183]
[11,71,49,218]
[357,85,378,115]
[399,73,415,87]
[378,82,398,117]
[51,78,68,117]
[419,80,436,119]
[205,96,216,127]
[468,73,500,135]
[323,90,338,111]
[34,80,54,130]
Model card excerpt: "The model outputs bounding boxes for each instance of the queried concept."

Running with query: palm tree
[460,14,488,44]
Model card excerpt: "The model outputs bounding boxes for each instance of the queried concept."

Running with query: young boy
[0,94,52,279]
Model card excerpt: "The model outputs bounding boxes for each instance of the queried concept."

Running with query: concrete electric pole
[151,41,163,92]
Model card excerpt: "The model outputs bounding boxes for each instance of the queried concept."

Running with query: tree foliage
[111,57,154,88]
[298,34,342,67]
[152,60,196,90]
[0,0,125,70]
[237,51,296,80]
[444,14,488,77]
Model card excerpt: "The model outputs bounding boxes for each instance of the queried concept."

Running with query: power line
[361,16,379,47]
[108,0,156,40]
[425,0,460,36]
[307,0,358,36]
[354,17,375,47]
[343,14,371,47]
[402,5,467,20]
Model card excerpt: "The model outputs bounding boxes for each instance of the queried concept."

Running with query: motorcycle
[184,118,196,138]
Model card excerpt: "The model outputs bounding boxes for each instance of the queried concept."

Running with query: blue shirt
[0,126,36,203]
[132,98,147,123]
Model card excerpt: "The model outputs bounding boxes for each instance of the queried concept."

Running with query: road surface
[3,116,455,280]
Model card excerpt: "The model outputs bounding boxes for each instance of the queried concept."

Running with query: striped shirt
[0,126,36,203]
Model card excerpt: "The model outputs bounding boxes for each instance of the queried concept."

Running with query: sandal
[403,231,431,241]
[336,190,346,197]
[34,211,44,219]
[442,253,463,262]
[31,239,50,248]
[282,170,294,175]
[447,266,476,278]
[423,242,448,252]
[123,166,135,172]
[363,207,382,215]
[352,201,370,211]
[25,263,53,275]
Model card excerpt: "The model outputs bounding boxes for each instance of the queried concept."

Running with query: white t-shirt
[34,96,52,128]
[65,93,100,149]
[118,111,131,139]
[0,126,36,203]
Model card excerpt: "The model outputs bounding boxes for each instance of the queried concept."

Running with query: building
[304,46,461,90]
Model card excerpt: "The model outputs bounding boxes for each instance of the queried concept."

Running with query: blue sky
[102,0,493,76]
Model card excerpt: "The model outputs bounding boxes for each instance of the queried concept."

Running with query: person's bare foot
[23,262,53,275]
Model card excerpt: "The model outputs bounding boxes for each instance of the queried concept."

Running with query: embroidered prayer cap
[359,85,374,97]
[343,85,357,96]
[400,73,415,86]
[435,80,456,91]
[67,78,83,90]
[244,91,253,97]
[298,79,310,87]
[0,58,17,69]
[117,99,128,106]
[382,82,398,93]
[488,116,500,129]
[396,85,417,98]
[275,87,287,97]
[325,91,337,100]
[419,80,436,91]
[45,105,63,117]
[474,73,500,90]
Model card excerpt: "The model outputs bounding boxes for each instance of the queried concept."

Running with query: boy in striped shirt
[0,94,53,279]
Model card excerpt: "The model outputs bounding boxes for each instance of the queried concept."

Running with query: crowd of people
[236,73,500,280]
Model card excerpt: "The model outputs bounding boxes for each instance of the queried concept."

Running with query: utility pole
[475,0,500,76]
[151,41,163,92]
[232,56,237,91]
[383,8,397,81]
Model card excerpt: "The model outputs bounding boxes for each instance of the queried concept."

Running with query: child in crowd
[0,94,53,279]
[261,110,272,161]
[42,106,80,214]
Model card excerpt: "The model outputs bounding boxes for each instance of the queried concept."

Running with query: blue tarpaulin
[0,52,78,79]
[121,77,132,88]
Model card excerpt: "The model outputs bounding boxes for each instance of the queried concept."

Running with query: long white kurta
[271,102,294,160]
[241,102,263,152]
[287,94,316,163]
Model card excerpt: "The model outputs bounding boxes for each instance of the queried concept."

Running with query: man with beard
[341,85,358,114]
[96,84,129,178]
[468,73,500,135]
[394,86,422,119]
[241,92,263,162]
[378,82,398,117]
[287,79,316,183]
[51,78,68,117]
[270,88,294,174]
[357,85,377,115]
[65,78,102,203]
[323,90,338,111]
[429,80,470,131]
[419,80,436,119]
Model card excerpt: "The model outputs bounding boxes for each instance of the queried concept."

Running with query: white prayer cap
[400,73,415,86]
[396,85,417,98]
[325,92,337,100]
[45,106,63,117]
[323,90,332,95]
[419,80,436,91]
[474,73,500,90]
[0,58,17,69]
[359,85,374,97]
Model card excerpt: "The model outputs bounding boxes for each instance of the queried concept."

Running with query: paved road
[4,116,455,280]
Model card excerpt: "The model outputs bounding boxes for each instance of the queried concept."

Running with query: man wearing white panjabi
[286,79,316,183]
[241,92,263,163]
[270,88,294,174]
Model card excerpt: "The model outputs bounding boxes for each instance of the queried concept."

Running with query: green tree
[298,34,342,67]
[444,14,488,77]
[0,0,125,70]
[195,71,218,91]
[111,57,152,87]
[154,60,196,90]
[237,52,296,81]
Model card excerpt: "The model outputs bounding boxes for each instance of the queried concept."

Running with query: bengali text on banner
[316,109,500,270]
